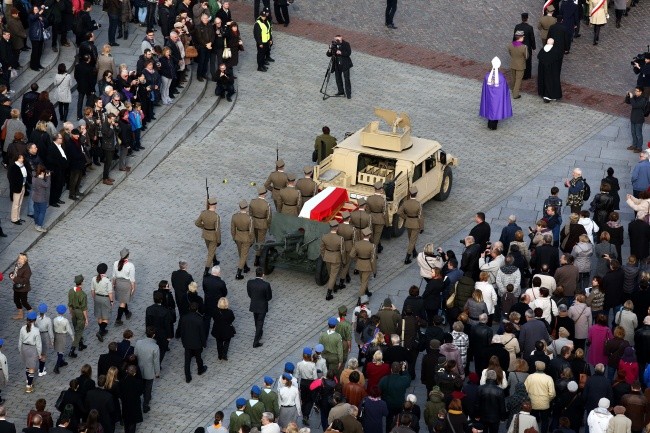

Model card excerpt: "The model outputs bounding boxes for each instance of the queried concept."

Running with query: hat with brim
[120,248,129,259]
[74,274,84,285]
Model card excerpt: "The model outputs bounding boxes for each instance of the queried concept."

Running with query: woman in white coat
[588,0,608,45]
[54,64,72,121]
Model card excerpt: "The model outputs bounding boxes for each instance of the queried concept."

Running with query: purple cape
[479,71,513,121]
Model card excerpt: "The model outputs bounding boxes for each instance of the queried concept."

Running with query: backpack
[644,99,650,117]
[582,179,591,201]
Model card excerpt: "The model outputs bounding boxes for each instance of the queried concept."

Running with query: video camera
[631,45,649,69]
[329,40,341,54]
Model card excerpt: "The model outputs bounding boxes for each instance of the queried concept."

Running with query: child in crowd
[35,303,53,377]
[52,305,75,374]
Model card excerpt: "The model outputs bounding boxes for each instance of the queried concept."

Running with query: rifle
[276,144,279,162]
[205,178,209,209]
[406,170,411,196]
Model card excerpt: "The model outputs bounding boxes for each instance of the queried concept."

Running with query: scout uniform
[35,303,53,376]
[52,305,74,374]
[259,376,280,417]
[250,186,272,267]
[397,186,424,264]
[229,398,252,433]
[318,318,343,374]
[278,173,302,216]
[195,197,222,273]
[264,159,289,211]
[337,211,355,287]
[67,275,88,356]
[349,227,377,297]
[366,181,388,252]
[350,198,372,241]
[334,306,353,363]
[295,166,318,204]
[231,200,255,280]
[320,220,346,301]
[244,386,266,429]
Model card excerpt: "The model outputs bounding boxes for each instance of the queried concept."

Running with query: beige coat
[524,372,556,410]
[508,43,528,71]
[589,0,608,25]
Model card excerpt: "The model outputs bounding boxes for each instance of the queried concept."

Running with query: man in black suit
[179,302,207,383]
[0,407,16,433]
[468,212,491,250]
[247,267,272,348]
[531,234,560,274]
[202,265,228,346]
[326,35,353,99]
[49,417,72,433]
[171,260,194,337]
[513,13,536,79]
[460,236,482,281]
[46,132,69,207]
[97,342,122,377]
[84,376,115,433]
[145,291,174,362]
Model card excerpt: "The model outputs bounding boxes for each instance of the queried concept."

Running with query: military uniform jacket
[350,210,371,231]
[278,186,302,215]
[366,194,388,225]
[259,389,280,416]
[318,330,343,363]
[195,209,221,243]
[538,16,557,40]
[335,320,352,344]
[397,198,424,230]
[231,212,254,243]
[295,178,318,200]
[337,223,355,252]
[249,197,272,229]
[68,287,88,311]
[264,171,288,192]
[349,239,377,273]
[508,43,528,71]
[321,232,345,263]
[228,411,251,433]
[244,400,265,428]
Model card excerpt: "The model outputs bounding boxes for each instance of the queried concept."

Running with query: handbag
[0,119,8,141]
[446,281,458,309]
[184,45,198,58]
[43,28,52,40]
[222,39,232,59]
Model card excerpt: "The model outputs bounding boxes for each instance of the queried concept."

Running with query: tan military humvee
[313,108,459,237]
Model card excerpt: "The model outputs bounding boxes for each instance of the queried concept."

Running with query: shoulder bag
[0,119,8,141]
[446,281,458,309]
[185,45,198,58]
[447,414,457,433]
[222,38,232,59]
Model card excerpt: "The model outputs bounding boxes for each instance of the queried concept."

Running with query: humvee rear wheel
[315,257,328,286]
[434,166,453,202]
[391,202,406,238]
[260,246,276,275]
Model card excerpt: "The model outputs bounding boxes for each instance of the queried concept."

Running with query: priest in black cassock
[537,38,563,102]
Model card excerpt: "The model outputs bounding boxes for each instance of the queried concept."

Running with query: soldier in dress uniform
[337,211,354,288]
[397,186,424,265]
[232,200,255,280]
[366,181,388,253]
[195,197,222,276]
[250,186,272,267]
[278,173,301,216]
[349,227,376,297]
[350,198,372,241]
[295,166,318,206]
[320,220,346,301]
[264,159,289,211]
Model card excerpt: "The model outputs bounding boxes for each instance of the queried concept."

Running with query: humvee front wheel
[260,246,276,275]
[315,257,329,286]
[434,166,453,201]
[391,202,406,238]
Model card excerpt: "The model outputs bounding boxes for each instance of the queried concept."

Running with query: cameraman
[625,87,647,153]
[326,35,353,99]
[633,52,650,97]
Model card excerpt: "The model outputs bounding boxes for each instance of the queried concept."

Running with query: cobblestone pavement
[263,0,648,96]
[0,11,645,433]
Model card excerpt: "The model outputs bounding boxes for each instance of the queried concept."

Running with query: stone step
[9,41,62,103]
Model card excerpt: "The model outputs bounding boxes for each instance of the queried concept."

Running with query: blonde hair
[479,272,489,282]
[101,44,112,55]
[218,297,229,309]
[10,108,19,119]
[105,366,119,389]
[578,234,590,243]
[188,281,198,293]
[471,289,484,303]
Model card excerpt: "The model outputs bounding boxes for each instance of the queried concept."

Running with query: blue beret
[26,311,37,320]
[38,303,48,313]
[264,376,274,384]
[284,362,294,372]
[303,347,312,356]
[236,398,247,407]
[251,385,261,395]
[282,372,292,381]
[328,317,338,327]
[0,339,4,346]
[315,344,324,352]
[56,305,67,314]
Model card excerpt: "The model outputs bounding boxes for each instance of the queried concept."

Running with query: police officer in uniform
[195,197,222,275]
[350,198,372,242]
[397,186,424,265]
[320,220,345,301]
[349,227,376,297]
[337,211,354,287]
[250,186,272,267]
[67,275,88,358]
[253,10,273,72]
[296,166,318,204]
[366,181,388,253]
[278,173,301,215]
[232,200,255,280]
[264,159,288,211]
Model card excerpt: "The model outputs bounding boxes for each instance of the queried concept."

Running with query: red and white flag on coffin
[543,0,553,12]
[299,186,349,221]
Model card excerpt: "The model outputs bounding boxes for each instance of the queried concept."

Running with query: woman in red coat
[365,350,390,391]
[618,346,639,384]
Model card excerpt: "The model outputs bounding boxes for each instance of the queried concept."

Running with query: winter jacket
[614,309,638,345]
[571,241,593,273]
[568,302,591,339]
[496,265,521,297]
[578,217,599,244]
[474,380,506,423]
[587,408,613,433]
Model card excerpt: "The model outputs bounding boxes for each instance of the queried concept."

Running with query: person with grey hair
[476,369,506,433]
[261,412,280,433]
[565,168,586,213]
[461,235,483,280]
[496,255,522,298]
[202,264,228,346]
[171,260,194,338]
[531,234,560,275]
[471,313,494,374]
[524,361,555,433]
[340,358,365,386]
[479,244,505,288]
[499,215,522,257]
[518,310,551,356]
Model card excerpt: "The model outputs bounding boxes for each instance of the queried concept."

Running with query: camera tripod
[319,57,343,100]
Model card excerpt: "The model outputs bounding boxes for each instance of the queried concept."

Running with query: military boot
[243,264,250,273]
[78,340,88,351]
[404,254,412,265]
[345,273,351,283]
[325,290,334,301]
[338,279,346,289]
[204,267,210,276]
[68,347,77,358]
[235,269,244,280]
[412,249,417,258]
[377,243,384,253]
[365,289,373,297]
